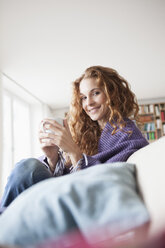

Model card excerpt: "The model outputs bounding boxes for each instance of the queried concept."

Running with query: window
[0,73,51,196]
[2,91,31,190]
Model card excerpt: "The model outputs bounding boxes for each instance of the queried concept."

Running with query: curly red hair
[68,66,139,156]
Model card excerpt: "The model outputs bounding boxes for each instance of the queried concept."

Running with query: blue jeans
[0,158,52,209]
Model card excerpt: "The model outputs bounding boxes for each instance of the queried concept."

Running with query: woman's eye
[81,96,87,101]
[93,91,100,96]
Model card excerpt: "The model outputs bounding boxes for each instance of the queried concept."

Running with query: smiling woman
[69,66,148,157]
[0,65,149,209]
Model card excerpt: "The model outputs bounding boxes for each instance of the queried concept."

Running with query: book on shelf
[144,132,156,141]
[138,115,154,122]
[155,105,160,116]
[156,129,162,139]
[149,104,154,113]
[139,104,154,114]
[151,132,155,140]
[156,119,161,129]
[143,123,155,132]
[163,124,165,135]
[161,111,165,121]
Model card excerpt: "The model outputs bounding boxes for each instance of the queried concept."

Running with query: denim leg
[0,158,52,208]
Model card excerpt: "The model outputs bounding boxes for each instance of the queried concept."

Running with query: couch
[0,136,164,248]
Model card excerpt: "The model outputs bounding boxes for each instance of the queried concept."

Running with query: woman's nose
[86,97,94,106]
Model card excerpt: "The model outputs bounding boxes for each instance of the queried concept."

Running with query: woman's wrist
[68,147,83,167]
[47,156,59,173]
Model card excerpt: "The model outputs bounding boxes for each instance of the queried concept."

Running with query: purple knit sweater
[81,119,148,169]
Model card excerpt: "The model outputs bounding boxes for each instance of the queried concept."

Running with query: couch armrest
[127,137,165,235]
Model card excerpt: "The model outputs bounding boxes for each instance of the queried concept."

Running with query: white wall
[138,97,165,105]
[1,0,165,108]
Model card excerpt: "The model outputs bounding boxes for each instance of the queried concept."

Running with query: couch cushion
[0,162,149,246]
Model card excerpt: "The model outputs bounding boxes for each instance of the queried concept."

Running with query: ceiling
[1,0,165,109]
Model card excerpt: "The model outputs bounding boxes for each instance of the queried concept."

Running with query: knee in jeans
[9,158,42,185]
[16,158,41,171]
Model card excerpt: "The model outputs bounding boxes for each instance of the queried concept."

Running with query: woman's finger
[63,119,70,131]
[39,132,56,139]
[40,138,56,147]
[43,122,64,135]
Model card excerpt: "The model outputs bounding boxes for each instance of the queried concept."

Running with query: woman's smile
[88,106,100,114]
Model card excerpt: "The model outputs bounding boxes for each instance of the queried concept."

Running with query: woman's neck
[98,119,108,130]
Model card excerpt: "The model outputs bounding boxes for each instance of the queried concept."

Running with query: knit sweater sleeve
[81,120,149,169]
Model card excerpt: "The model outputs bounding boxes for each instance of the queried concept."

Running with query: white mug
[42,117,64,133]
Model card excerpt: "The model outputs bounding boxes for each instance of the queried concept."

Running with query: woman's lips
[88,107,100,114]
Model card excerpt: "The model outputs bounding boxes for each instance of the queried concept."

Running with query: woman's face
[79,77,109,128]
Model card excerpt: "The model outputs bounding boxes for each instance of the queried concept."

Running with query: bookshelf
[138,102,165,142]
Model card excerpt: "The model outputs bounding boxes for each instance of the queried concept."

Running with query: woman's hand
[39,120,60,172]
[39,118,83,166]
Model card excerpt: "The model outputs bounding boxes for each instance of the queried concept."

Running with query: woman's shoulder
[103,118,145,138]
[124,118,148,143]
[123,118,138,130]
[104,118,137,132]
